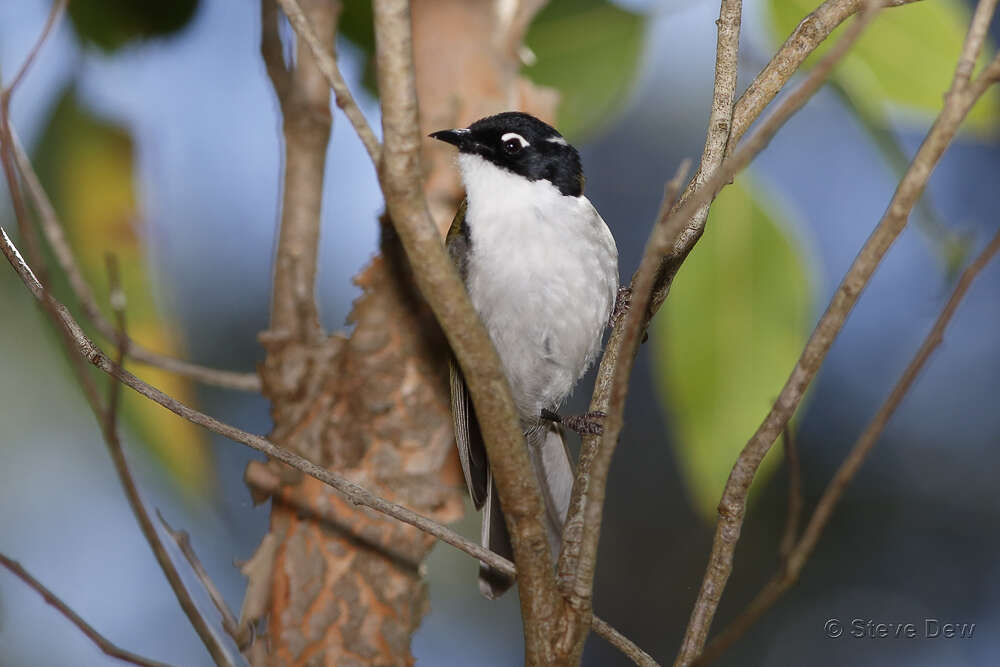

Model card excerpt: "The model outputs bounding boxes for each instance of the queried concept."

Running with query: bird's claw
[609,286,632,329]
[541,408,606,435]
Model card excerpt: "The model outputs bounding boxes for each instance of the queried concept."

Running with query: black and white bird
[431,112,620,598]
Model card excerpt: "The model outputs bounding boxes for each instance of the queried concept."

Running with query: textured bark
[253,1,556,664]
[259,230,463,666]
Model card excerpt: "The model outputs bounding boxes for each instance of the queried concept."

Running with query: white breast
[458,154,618,419]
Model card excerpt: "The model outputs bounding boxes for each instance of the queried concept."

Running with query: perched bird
[431,112,620,598]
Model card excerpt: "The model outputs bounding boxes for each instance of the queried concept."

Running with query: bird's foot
[609,286,632,329]
[609,286,649,344]
[541,408,606,436]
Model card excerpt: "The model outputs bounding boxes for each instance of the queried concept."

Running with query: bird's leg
[609,286,632,329]
[541,408,605,436]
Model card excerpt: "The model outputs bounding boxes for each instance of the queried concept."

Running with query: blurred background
[1,0,999,665]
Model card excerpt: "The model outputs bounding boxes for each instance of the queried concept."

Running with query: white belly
[460,155,618,420]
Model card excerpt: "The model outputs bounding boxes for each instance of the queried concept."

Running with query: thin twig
[697,223,1000,666]
[674,3,1000,663]
[105,254,127,424]
[559,159,690,597]
[565,0,745,611]
[653,0,924,314]
[275,0,382,165]
[591,616,660,667]
[156,510,249,648]
[9,128,261,392]
[792,224,1000,577]
[777,424,803,563]
[0,13,240,664]
[1,0,67,101]
[0,553,176,667]
[99,276,237,667]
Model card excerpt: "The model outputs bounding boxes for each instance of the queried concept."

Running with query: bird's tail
[478,422,574,598]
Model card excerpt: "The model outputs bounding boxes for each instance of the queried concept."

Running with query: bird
[431,111,621,598]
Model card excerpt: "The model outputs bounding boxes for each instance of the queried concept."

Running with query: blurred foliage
[337,0,646,139]
[34,88,212,492]
[768,0,999,133]
[523,0,645,140]
[653,180,813,518]
[339,0,377,92]
[67,0,199,51]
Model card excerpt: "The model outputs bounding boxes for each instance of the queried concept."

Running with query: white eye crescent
[501,132,529,152]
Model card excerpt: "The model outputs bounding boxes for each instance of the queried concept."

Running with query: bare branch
[675,2,999,662]
[697,223,1000,666]
[10,128,261,392]
[1,172,236,667]
[558,159,691,598]
[264,0,337,342]
[561,0,744,618]
[105,254,127,424]
[156,510,250,648]
[370,1,562,662]
[97,274,237,667]
[792,225,1000,574]
[0,553,175,667]
[275,0,382,165]
[1,0,66,101]
[592,616,661,667]
[652,0,924,316]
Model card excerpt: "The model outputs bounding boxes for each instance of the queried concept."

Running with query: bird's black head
[430,112,584,197]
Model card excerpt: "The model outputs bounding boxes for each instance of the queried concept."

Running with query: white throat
[457,153,570,216]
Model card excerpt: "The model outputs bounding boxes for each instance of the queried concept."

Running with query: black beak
[429,128,470,148]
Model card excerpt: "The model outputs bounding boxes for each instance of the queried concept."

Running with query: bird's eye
[503,138,523,154]
[500,132,529,155]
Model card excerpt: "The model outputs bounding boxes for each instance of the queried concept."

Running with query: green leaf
[524,0,646,140]
[652,179,814,518]
[68,0,199,52]
[767,0,998,133]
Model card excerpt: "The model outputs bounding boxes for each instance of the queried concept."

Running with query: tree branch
[563,0,745,618]
[369,2,561,662]
[10,127,261,392]
[1,17,236,663]
[0,553,175,667]
[156,510,250,649]
[651,0,923,316]
[557,158,690,605]
[275,0,382,165]
[264,0,337,342]
[674,3,999,663]
[697,222,1000,666]
[93,268,236,667]
[592,616,661,667]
